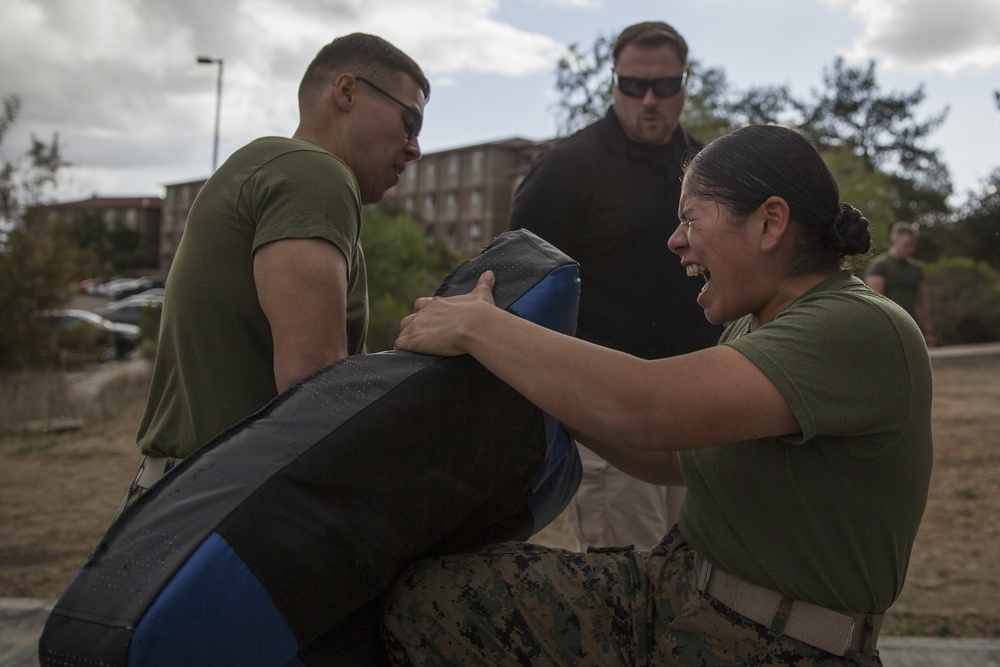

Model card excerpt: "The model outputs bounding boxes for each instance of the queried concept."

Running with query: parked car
[104,276,166,301]
[107,288,164,307]
[36,309,140,362]
[98,296,164,326]
[86,277,127,297]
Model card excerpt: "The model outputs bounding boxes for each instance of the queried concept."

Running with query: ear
[758,196,791,253]
[331,73,357,112]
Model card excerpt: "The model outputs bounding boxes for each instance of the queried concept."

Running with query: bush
[924,258,1000,345]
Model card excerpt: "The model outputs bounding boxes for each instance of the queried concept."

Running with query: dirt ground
[1,353,998,638]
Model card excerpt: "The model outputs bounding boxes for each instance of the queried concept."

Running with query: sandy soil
[1,353,997,638]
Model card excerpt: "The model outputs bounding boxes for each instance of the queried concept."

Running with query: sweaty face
[352,75,425,204]
[612,43,687,146]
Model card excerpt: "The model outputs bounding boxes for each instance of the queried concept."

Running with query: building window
[126,209,138,227]
[425,161,435,180]
[470,188,482,207]
[424,193,436,210]
[449,154,459,175]
[406,167,416,180]
[471,150,483,172]
[404,196,414,212]
[469,222,482,241]
[446,191,457,208]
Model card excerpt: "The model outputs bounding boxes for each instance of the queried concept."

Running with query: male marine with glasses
[509,21,719,551]
[129,33,428,504]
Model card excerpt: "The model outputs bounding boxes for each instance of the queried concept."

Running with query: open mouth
[686,263,710,294]
[686,263,709,280]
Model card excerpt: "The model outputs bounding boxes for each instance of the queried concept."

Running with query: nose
[641,86,659,106]
[667,223,688,255]
[405,137,421,162]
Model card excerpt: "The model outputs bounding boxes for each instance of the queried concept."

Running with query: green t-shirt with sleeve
[137,136,368,459]
[678,271,933,614]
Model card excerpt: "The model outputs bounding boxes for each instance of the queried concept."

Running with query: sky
[2,0,999,206]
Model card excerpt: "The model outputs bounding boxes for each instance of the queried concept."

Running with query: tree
[360,205,459,351]
[553,35,614,136]
[0,96,65,237]
[0,94,96,369]
[793,57,951,219]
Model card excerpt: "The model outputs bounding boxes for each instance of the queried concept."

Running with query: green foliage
[0,220,99,368]
[361,205,460,351]
[0,93,95,369]
[791,57,951,218]
[554,35,614,136]
[952,168,1000,268]
[924,257,1000,345]
[679,64,732,142]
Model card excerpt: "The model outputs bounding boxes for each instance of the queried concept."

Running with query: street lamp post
[196,55,224,172]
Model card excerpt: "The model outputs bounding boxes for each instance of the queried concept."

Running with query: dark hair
[612,21,689,65]
[682,125,870,274]
[298,33,430,114]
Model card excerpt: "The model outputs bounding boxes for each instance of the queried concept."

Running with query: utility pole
[196,55,224,172]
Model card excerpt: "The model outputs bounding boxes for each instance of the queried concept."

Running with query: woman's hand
[395,271,497,356]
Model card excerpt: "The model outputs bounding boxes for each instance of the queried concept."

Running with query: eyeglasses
[355,76,422,141]
[613,71,688,99]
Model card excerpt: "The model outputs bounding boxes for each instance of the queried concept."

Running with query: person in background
[508,21,718,552]
[385,124,933,666]
[865,221,937,346]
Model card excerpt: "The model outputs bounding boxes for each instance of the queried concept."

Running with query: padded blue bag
[39,229,582,667]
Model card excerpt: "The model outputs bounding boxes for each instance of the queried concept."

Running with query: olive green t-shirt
[137,137,368,459]
[866,252,924,320]
[678,271,933,613]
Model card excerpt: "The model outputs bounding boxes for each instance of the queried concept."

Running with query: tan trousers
[564,442,685,551]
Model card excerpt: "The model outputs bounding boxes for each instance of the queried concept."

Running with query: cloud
[821,0,1000,73]
[0,0,567,198]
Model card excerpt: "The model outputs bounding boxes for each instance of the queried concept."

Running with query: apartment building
[42,195,162,260]
[382,137,554,256]
[157,138,554,268]
[159,178,207,270]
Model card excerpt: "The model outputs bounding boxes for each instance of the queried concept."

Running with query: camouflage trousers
[382,526,882,666]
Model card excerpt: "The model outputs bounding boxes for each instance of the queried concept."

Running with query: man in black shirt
[508,21,719,550]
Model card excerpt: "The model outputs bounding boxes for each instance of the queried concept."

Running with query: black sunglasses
[355,76,423,141]
[613,71,688,99]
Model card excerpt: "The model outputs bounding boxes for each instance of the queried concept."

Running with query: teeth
[686,264,707,278]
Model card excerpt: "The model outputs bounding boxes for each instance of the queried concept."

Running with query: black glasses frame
[613,71,689,99]
[355,76,422,141]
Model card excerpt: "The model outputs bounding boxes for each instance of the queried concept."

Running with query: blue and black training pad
[39,229,582,666]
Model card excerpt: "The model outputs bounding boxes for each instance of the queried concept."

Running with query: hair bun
[829,203,871,256]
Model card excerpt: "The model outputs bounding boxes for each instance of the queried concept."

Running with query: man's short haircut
[890,221,919,240]
[298,33,430,114]
[612,21,689,66]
